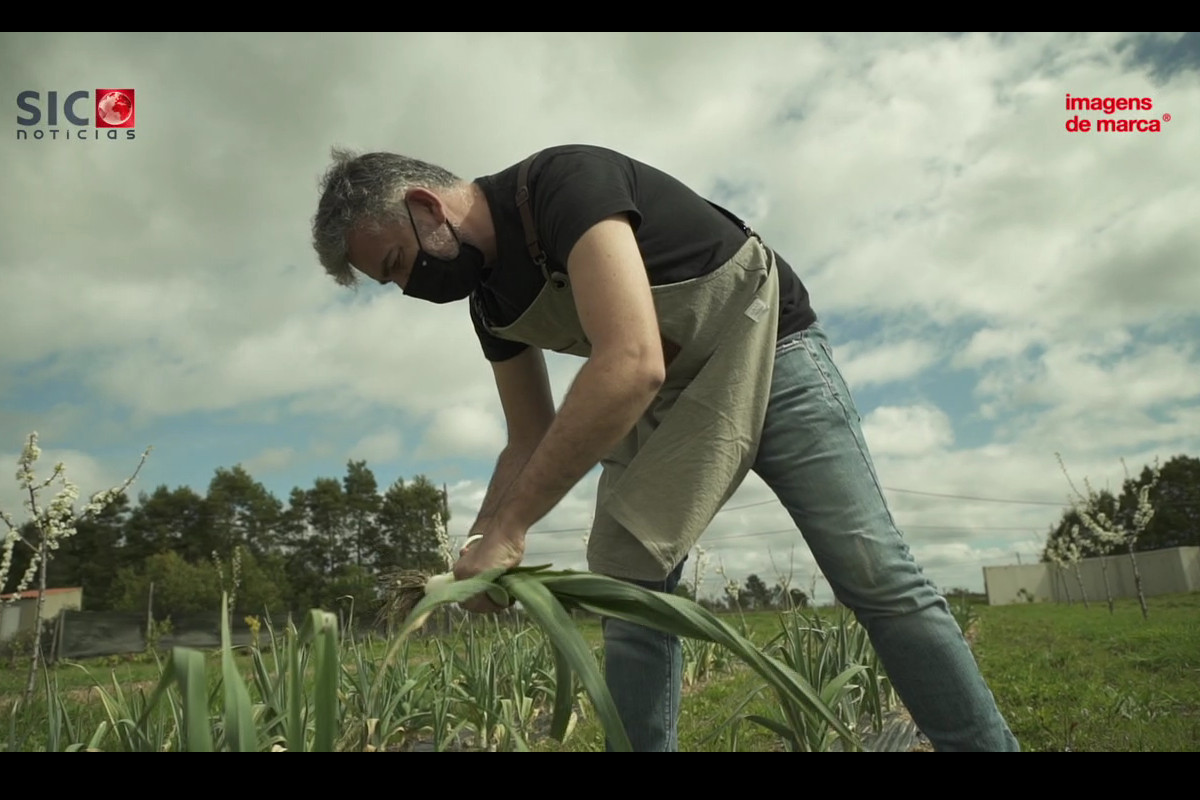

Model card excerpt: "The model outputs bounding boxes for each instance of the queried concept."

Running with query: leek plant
[427,637,472,750]
[379,564,862,752]
[452,617,509,750]
[31,593,344,752]
[734,607,906,752]
[468,619,558,748]
[682,634,739,688]
[333,627,432,752]
[8,565,895,751]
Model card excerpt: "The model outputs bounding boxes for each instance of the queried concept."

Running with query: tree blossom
[691,545,710,601]
[1,431,151,706]
[1056,453,1162,620]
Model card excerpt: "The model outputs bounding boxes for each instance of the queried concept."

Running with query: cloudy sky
[2,32,1197,605]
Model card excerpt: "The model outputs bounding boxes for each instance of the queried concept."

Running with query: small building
[0,587,83,644]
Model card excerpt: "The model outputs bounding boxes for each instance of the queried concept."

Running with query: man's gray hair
[311,147,462,287]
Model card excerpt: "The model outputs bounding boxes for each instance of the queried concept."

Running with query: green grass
[0,655,168,698]
[5,593,1198,751]
[549,597,1200,752]
[971,592,1200,752]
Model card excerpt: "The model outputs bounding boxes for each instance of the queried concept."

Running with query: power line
[524,525,590,536]
[520,486,1081,536]
[523,521,1044,538]
[525,528,797,560]
[505,485,1198,538]
[904,524,1038,531]
[523,517,1063,560]
[520,497,782,536]
[716,498,779,513]
[527,532,1051,568]
[881,486,1064,506]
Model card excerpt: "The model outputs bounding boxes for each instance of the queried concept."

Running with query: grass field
[970,592,1200,752]
[2,592,1197,751]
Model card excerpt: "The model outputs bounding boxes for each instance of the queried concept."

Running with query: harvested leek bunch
[375,550,864,752]
[375,534,489,629]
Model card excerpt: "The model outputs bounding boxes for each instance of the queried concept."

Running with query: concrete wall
[0,604,19,643]
[983,546,1199,605]
[983,563,1056,605]
[1184,547,1200,592]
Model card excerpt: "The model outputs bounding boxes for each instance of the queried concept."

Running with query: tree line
[7,451,1194,624]
[675,574,810,612]
[1,460,452,621]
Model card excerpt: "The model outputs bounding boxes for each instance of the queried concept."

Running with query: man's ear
[404,187,447,227]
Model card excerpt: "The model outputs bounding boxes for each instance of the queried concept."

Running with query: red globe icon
[95,89,135,128]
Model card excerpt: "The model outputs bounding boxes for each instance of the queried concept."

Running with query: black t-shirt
[469,144,817,362]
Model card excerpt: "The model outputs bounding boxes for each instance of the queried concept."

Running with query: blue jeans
[601,322,1019,752]
[601,561,686,752]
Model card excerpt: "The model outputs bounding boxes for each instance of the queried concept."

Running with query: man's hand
[452,523,527,613]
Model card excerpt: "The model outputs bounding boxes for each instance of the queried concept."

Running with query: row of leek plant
[381,565,895,751]
[4,595,565,752]
[5,566,907,751]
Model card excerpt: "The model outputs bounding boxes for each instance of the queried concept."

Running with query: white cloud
[971,340,1200,453]
[242,446,296,474]
[346,430,402,464]
[861,404,955,457]
[954,327,1038,368]
[792,36,1199,342]
[837,340,941,389]
[416,406,506,461]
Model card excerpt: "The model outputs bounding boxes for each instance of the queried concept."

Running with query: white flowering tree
[1057,453,1162,620]
[714,558,742,617]
[1045,523,1088,608]
[690,545,710,605]
[1,432,150,705]
[767,544,796,610]
[1081,512,1123,615]
[213,545,244,633]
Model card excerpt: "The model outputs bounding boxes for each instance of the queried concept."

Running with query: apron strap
[515,151,551,280]
[706,200,758,240]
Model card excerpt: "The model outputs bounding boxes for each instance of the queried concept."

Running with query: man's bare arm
[452,214,663,609]
[489,214,665,533]
[468,346,555,534]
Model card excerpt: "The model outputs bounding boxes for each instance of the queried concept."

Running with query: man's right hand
[452,524,527,614]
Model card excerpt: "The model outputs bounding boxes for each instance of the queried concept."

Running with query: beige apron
[483,153,781,581]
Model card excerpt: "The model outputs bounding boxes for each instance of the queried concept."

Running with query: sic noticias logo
[15,89,136,141]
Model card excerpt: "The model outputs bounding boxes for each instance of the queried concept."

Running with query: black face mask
[401,204,485,304]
